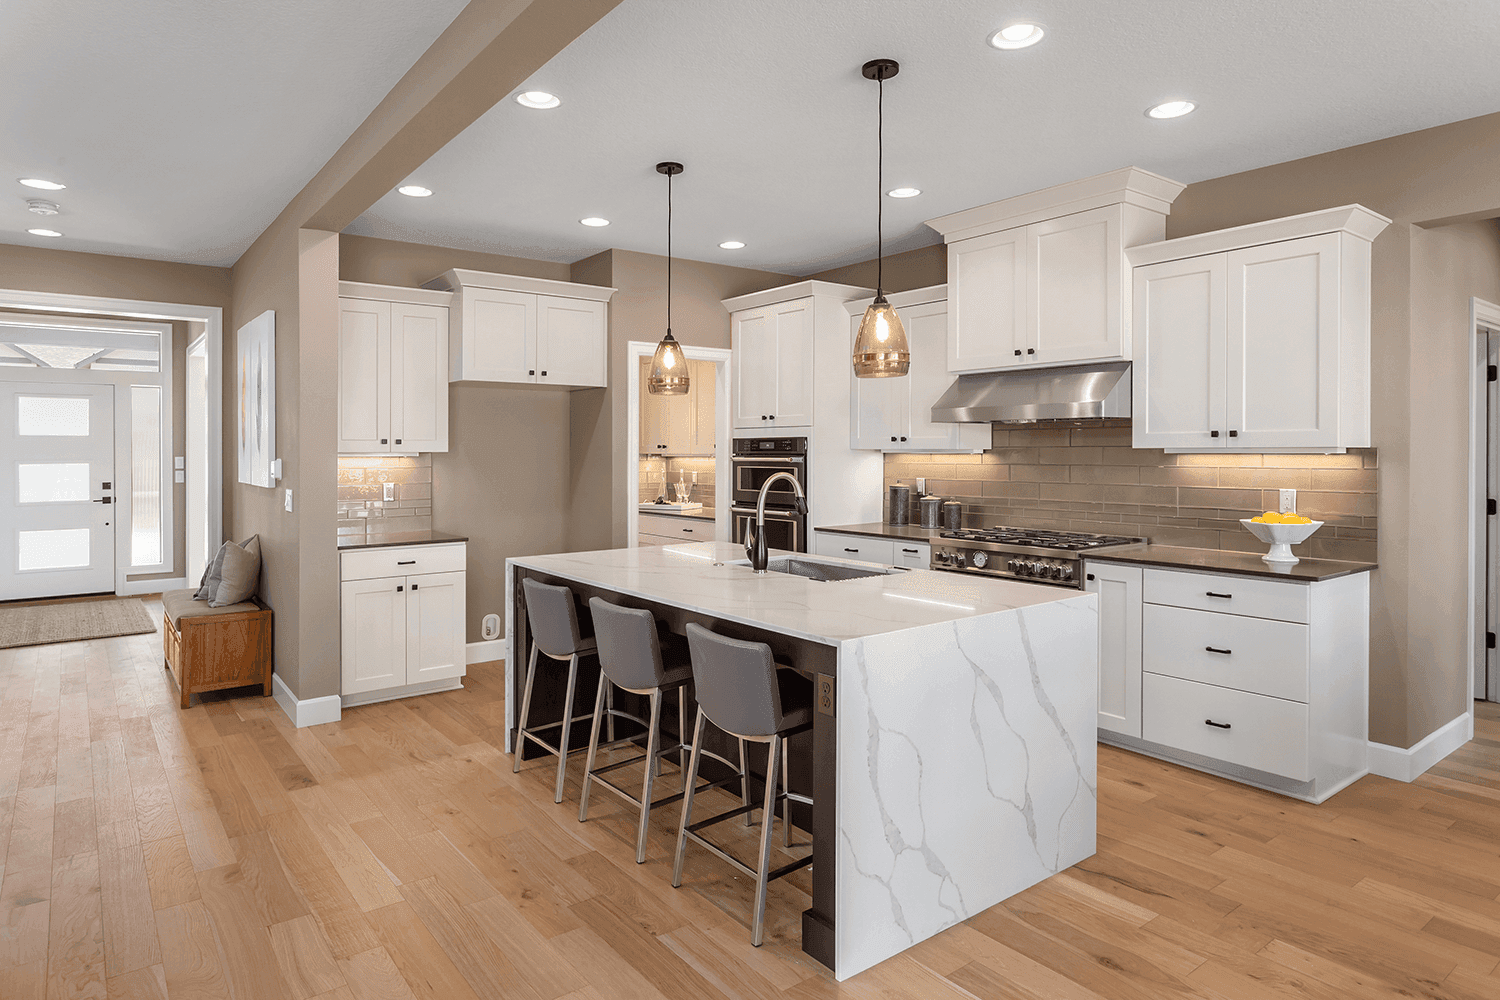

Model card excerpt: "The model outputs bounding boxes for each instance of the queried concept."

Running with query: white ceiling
[348,0,1500,276]
[0,0,470,266]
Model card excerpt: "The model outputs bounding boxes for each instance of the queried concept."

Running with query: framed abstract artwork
[237,310,275,488]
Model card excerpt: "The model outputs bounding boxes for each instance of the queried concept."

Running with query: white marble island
[506,541,1098,980]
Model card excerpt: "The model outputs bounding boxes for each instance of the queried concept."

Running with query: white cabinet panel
[341,543,466,582]
[1143,603,1309,702]
[406,570,466,685]
[537,295,606,387]
[1131,256,1227,450]
[1086,562,1142,738]
[1029,206,1122,366]
[390,302,448,452]
[693,360,716,455]
[1143,673,1311,781]
[891,542,930,569]
[734,299,814,430]
[640,513,712,541]
[771,299,815,427]
[337,300,390,453]
[733,308,775,429]
[464,290,536,383]
[1143,568,1309,623]
[948,227,1027,372]
[341,577,408,695]
[813,533,894,564]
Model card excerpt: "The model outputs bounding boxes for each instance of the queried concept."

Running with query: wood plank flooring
[2,596,1499,999]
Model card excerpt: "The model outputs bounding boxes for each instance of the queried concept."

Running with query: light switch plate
[384,482,395,502]
[271,458,282,481]
[174,470,185,483]
[174,456,184,470]
[284,489,294,513]
[1279,489,1297,513]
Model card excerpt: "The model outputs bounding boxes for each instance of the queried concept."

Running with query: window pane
[18,463,90,503]
[17,395,89,435]
[18,528,91,571]
[131,386,162,567]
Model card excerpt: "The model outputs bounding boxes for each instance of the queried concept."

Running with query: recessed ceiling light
[1146,100,1196,119]
[19,177,65,191]
[580,217,610,227]
[516,91,561,109]
[397,185,433,198]
[989,23,1045,49]
[887,187,921,199]
[27,228,62,238]
[719,241,746,250]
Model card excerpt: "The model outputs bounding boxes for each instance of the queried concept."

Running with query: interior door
[337,298,390,453]
[535,295,605,387]
[390,301,448,452]
[1488,333,1498,700]
[406,570,466,685]
[0,382,116,600]
[1132,254,1228,450]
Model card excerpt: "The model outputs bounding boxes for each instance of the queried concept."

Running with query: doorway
[0,381,116,600]
[187,334,212,584]
[1474,298,1500,702]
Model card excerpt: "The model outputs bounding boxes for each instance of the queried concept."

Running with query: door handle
[394,438,402,445]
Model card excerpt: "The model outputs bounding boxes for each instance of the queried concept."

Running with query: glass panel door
[0,381,115,599]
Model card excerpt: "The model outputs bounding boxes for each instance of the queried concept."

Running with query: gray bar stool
[580,599,749,863]
[673,623,815,947]
[514,578,598,803]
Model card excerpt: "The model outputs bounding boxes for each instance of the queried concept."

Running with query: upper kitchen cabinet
[725,281,872,431]
[639,357,714,456]
[423,269,615,388]
[846,286,988,453]
[1128,205,1390,453]
[927,168,1187,374]
[338,282,451,454]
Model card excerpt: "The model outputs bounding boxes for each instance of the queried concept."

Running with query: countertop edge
[337,533,469,551]
[1084,545,1377,583]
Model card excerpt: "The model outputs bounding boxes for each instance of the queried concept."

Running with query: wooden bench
[161,589,274,709]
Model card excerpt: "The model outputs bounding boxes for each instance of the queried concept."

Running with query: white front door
[0,382,116,600]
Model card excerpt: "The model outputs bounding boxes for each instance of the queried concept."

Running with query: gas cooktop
[931,526,1145,587]
[938,527,1143,551]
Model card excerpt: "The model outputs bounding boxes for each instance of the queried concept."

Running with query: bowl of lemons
[1241,512,1323,565]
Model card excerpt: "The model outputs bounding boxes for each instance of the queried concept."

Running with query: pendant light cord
[877,73,884,298]
[666,170,673,334]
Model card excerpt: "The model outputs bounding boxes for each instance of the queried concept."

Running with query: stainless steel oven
[731,506,805,553]
[731,437,808,552]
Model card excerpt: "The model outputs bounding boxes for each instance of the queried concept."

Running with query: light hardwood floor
[2,597,1499,1000]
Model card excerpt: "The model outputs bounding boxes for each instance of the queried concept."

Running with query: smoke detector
[27,199,60,216]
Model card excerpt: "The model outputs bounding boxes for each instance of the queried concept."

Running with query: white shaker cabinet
[733,298,814,430]
[425,269,615,389]
[1129,205,1390,453]
[1085,562,1143,739]
[640,358,714,456]
[338,284,450,454]
[847,287,989,453]
[340,542,467,704]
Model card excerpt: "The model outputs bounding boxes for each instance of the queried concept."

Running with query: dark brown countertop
[337,530,469,551]
[638,505,716,521]
[813,522,950,542]
[1085,544,1376,582]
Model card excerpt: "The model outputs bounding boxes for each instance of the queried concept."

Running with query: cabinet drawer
[639,514,711,539]
[892,542,931,569]
[1143,604,1308,702]
[1143,568,1308,623]
[341,544,466,582]
[813,533,895,564]
[1143,673,1309,781]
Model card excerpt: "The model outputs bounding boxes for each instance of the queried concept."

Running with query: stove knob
[1059,563,1074,581]
[1007,558,1021,573]
[1048,562,1063,579]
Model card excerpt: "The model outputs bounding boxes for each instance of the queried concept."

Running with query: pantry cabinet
[340,542,467,702]
[338,283,450,454]
[848,287,989,453]
[927,168,1187,375]
[1128,205,1389,453]
[424,269,615,389]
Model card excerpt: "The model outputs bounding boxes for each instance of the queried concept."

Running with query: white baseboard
[466,639,505,664]
[340,677,464,709]
[1368,711,1473,782]
[118,576,188,597]
[272,673,342,728]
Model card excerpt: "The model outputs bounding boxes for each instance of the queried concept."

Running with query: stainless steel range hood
[930,361,1131,424]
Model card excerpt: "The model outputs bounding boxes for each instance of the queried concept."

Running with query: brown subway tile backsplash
[336,455,434,542]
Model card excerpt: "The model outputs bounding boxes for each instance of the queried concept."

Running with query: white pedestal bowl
[1241,518,1324,565]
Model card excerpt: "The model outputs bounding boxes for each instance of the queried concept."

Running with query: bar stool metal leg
[636,689,663,863]
[554,652,581,803]
[751,735,782,947]
[738,739,752,826]
[512,646,540,772]
[577,673,609,822]
[781,736,792,848]
[672,707,705,888]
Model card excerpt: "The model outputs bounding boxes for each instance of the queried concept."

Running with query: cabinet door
[463,290,535,383]
[770,298,814,427]
[1086,562,1142,738]
[666,372,698,455]
[1226,234,1341,450]
[902,300,988,452]
[892,542,931,569]
[341,577,408,694]
[1132,255,1228,451]
[337,299,390,453]
[1029,206,1123,365]
[692,359,717,456]
[406,570,466,685]
[948,227,1027,372]
[848,308,907,449]
[638,357,667,452]
[733,307,775,429]
[536,295,606,387]
[389,302,448,453]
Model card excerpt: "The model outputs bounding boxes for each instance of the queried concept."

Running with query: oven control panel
[931,546,1079,587]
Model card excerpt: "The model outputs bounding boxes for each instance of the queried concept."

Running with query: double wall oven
[731,437,807,553]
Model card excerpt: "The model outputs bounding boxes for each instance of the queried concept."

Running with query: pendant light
[852,58,910,379]
[647,161,689,395]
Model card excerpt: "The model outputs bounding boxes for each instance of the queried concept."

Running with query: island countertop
[508,540,1087,645]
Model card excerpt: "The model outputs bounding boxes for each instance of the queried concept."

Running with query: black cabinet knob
[396,585,403,592]
[1027,348,1035,355]
[1014,349,1022,356]
[394,438,401,445]
[541,371,547,376]
[1210,430,1220,438]
[380,438,388,444]
[900,436,907,441]
[411,583,418,591]
[1228,430,1238,437]
[529,370,535,375]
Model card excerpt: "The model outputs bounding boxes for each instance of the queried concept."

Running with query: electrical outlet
[816,674,835,716]
[383,482,395,502]
[1279,489,1297,514]
[284,489,294,513]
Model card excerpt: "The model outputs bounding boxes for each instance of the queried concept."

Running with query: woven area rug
[0,597,157,649]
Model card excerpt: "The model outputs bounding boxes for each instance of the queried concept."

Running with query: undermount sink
[732,555,900,582]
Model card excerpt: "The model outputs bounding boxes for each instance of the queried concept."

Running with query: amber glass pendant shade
[852,296,910,377]
[648,330,689,395]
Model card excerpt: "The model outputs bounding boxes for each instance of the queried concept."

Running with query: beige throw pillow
[210,535,261,607]
[194,541,232,600]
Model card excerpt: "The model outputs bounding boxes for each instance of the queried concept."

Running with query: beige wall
[338,234,569,286]
[807,243,947,294]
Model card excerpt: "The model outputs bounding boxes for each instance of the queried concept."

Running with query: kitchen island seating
[514,578,598,802]
[674,624,815,947]
[581,598,750,863]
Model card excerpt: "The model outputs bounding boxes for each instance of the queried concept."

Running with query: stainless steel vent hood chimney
[931,361,1131,424]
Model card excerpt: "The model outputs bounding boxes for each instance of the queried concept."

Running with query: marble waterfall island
[506,541,1097,980]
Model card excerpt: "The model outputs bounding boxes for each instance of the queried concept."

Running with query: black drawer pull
[682,528,693,533]
[1206,592,1232,599]
[397,560,417,565]
[902,548,918,553]
[1204,719,1232,730]
[1205,646,1232,655]
[844,548,860,553]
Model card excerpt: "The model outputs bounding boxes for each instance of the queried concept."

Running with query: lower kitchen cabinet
[1085,559,1368,803]
[811,532,930,567]
[340,543,466,702]
[638,513,714,546]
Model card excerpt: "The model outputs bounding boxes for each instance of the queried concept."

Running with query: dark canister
[919,495,942,528]
[888,485,912,525]
[942,499,963,530]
